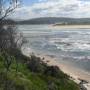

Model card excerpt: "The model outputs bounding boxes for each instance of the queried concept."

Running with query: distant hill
[17,17,90,25]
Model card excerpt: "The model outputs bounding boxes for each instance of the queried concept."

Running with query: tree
[0,0,22,52]
[0,25,26,54]
[0,0,27,55]
[0,0,21,22]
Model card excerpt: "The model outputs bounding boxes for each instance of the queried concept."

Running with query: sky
[10,0,90,20]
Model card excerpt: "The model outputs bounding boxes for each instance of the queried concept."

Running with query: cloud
[79,0,90,1]
[10,0,90,20]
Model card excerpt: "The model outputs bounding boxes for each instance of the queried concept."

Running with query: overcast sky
[10,0,90,20]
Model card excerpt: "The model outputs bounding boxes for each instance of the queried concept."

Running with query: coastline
[22,48,90,90]
[53,25,90,29]
[36,53,90,90]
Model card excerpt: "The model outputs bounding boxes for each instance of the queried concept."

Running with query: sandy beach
[53,25,90,29]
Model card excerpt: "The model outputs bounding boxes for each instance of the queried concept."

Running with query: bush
[44,65,68,79]
[27,54,47,73]
[27,54,69,79]
[44,66,61,78]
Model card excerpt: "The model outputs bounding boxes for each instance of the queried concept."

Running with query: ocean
[18,25,90,73]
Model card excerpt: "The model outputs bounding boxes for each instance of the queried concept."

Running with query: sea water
[18,25,90,72]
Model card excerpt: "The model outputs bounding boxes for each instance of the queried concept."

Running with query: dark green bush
[44,66,61,78]
[27,54,47,73]
[26,54,69,79]
[44,65,68,79]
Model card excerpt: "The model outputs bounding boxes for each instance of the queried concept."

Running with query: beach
[53,25,90,29]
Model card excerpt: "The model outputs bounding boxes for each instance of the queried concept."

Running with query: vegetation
[0,53,80,90]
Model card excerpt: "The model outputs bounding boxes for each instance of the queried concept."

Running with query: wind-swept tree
[0,0,26,54]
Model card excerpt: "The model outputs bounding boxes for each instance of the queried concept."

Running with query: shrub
[44,66,60,77]
[44,66,68,79]
[27,54,69,79]
[27,54,47,73]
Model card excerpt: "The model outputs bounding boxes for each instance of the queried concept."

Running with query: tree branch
[0,0,20,22]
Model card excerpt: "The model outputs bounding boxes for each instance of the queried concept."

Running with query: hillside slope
[17,17,90,25]
[0,54,80,90]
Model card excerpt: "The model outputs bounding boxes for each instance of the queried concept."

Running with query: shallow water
[18,25,90,72]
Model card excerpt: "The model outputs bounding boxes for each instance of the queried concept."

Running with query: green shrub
[44,65,68,78]
[27,54,47,73]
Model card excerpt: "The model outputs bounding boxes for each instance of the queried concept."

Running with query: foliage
[0,25,26,54]
[27,54,47,73]
[26,54,69,79]
[44,65,69,79]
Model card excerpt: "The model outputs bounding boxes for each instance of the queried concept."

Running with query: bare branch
[0,0,21,22]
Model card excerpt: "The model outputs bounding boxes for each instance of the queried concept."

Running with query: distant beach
[53,25,90,29]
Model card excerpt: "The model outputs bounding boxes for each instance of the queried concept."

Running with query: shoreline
[53,25,90,29]
[22,48,90,90]
[36,54,90,90]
